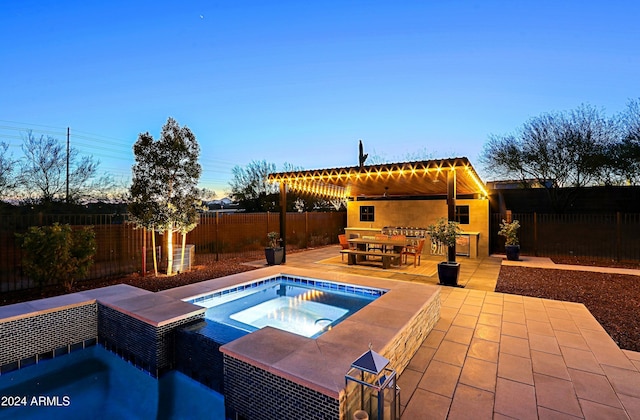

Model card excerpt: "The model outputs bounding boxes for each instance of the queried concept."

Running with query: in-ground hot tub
[159,266,441,420]
[189,274,386,339]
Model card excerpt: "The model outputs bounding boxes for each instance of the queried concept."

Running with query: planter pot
[505,245,520,261]
[353,410,369,420]
[437,261,460,286]
[265,247,284,265]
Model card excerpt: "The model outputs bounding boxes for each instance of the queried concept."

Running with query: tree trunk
[180,232,187,273]
[151,229,158,276]
[166,229,174,276]
[142,227,146,277]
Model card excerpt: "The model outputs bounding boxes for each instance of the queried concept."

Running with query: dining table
[346,237,412,266]
[347,237,411,253]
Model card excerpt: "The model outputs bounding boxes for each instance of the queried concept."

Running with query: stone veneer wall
[0,303,98,373]
[340,292,441,419]
[98,304,203,377]
[383,291,441,373]
[224,354,340,420]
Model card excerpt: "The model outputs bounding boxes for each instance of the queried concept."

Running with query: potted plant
[498,219,520,261]
[265,231,284,265]
[426,217,462,286]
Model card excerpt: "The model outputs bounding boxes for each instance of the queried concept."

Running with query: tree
[613,98,640,185]
[17,131,113,205]
[129,132,162,274]
[0,141,17,200]
[229,160,340,212]
[480,104,619,212]
[17,223,96,292]
[229,160,279,211]
[129,117,202,276]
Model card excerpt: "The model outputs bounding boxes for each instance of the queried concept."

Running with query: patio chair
[402,238,426,267]
[338,234,350,260]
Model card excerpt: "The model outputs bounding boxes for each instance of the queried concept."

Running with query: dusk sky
[2,0,639,196]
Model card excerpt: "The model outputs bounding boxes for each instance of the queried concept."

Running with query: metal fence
[0,211,346,292]
[491,212,640,262]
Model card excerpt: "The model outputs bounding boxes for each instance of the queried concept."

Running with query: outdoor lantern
[345,347,399,420]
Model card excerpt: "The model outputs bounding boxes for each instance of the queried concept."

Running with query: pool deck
[259,247,640,419]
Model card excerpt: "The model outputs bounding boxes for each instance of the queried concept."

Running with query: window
[455,205,470,224]
[360,205,375,222]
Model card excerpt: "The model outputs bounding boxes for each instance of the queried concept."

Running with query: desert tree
[16,131,114,205]
[612,98,640,185]
[0,141,17,200]
[129,117,201,276]
[480,104,617,212]
[229,159,279,212]
[229,160,336,212]
[198,187,218,202]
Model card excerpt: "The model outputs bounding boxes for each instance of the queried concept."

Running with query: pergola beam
[447,168,457,262]
[279,181,287,263]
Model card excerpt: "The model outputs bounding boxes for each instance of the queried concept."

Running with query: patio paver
[257,246,640,419]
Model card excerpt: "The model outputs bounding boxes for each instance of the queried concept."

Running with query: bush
[17,223,96,292]
[426,217,462,248]
[498,219,520,246]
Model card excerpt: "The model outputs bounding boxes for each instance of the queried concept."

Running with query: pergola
[268,157,488,262]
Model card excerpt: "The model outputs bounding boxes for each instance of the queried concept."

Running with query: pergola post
[447,169,457,262]
[279,181,287,263]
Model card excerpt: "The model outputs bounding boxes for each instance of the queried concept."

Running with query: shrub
[426,217,462,248]
[498,219,520,246]
[17,223,96,292]
[267,231,280,248]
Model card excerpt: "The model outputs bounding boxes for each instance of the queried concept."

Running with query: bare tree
[17,131,113,204]
[480,104,618,212]
[198,188,218,202]
[229,160,279,212]
[229,160,338,212]
[613,98,640,185]
[0,141,17,200]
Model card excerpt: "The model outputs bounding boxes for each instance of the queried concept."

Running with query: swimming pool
[189,275,386,338]
[0,345,224,419]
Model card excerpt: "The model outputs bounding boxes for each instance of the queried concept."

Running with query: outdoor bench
[340,249,402,269]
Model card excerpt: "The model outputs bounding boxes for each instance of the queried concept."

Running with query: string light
[267,158,487,198]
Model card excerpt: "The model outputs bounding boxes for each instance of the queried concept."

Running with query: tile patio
[254,246,640,419]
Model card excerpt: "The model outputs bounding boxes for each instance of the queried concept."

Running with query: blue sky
[1,0,639,196]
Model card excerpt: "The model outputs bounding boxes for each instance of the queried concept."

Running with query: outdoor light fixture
[345,347,399,420]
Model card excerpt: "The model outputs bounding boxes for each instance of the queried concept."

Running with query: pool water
[195,279,381,338]
[0,345,224,420]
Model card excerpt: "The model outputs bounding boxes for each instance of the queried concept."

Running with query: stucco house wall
[346,198,489,257]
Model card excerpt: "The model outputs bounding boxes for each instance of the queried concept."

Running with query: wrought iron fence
[491,212,640,262]
[0,211,346,293]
